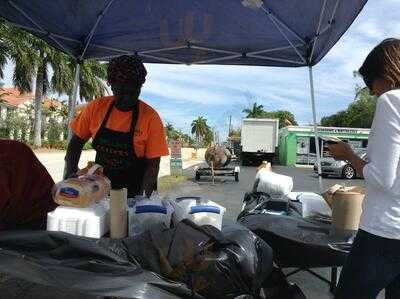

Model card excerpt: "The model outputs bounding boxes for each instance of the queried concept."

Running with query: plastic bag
[123,220,274,298]
[171,197,226,230]
[128,192,173,237]
[290,192,332,218]
[262,266,307,299]
[0,221,275,298]
[253,168,293,199]
[53,164,111,208]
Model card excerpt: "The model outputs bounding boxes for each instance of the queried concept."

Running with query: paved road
[165,164,366,220]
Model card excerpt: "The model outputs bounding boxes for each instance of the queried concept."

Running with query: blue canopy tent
[0,0,368,176]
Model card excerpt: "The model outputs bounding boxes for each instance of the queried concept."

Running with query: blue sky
[2,0,400,138]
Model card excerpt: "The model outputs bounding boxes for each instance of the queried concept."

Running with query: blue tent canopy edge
[0,0,368,66]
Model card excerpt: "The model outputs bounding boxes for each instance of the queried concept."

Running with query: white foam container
[128,199,173,237]
[173,197,226,230]
[47,201,110,238]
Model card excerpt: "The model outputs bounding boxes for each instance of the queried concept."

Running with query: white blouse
[360,89,400,239]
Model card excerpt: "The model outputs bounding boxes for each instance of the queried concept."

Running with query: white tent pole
[309,0,328,63]
[247,54,303,65]
[79,0,116,60]
[249,44,304,55]
[260,5,307,45]
[308,66,322,179]
[67,63,80,142]
[140,53,187,65]
[318,0,341,37]
[261,5,306,64]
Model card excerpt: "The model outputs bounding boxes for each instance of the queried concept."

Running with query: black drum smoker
[195,146,240,183]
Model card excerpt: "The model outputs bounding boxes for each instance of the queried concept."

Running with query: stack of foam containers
[173,197,226,230]
[47,201,110,238]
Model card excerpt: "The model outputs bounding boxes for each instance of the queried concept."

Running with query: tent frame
[6,0,343,176]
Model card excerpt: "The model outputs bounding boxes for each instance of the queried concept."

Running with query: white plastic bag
[288,192,332,218]
[53,164,111,208]
[128,193,173,237]
[171,197,226,230]
[254,168,293,199]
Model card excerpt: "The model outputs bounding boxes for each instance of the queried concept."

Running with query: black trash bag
[0,230,197,299]
[238,192,302,221]
[0,221,273,299]
[262,266,307,299]
[238,213,350,269]
[122,220,274,299]
[237,192,272,220]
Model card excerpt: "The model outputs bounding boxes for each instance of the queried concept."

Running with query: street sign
[170,158,183,176]
[170,140,182,159]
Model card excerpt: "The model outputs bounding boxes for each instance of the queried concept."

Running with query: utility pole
[228,115,232,137]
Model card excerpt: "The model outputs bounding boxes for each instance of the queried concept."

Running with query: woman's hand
[328,142,354,161]
[328,142,367,177]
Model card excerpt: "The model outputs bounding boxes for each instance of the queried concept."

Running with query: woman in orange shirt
[65,55,169,197]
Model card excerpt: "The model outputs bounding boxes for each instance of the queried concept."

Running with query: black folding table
[238,211,356,292]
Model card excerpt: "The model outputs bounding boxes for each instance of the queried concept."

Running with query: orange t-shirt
[70,96,169,159]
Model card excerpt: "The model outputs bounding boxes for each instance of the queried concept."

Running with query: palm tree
[1,22,108,146]
[0,81,7,101]
[0,36,7,80]
[191,116,210,147]
[1,22,53,146]
[0,21,37,92]
[55,103,69,140]
[203,127,214,147]
[51,56,108,139]
[264,110,298,128]
[242,102,266,118]
[165,122,175,139]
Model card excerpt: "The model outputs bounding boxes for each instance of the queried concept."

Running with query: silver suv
[313,149,367,179]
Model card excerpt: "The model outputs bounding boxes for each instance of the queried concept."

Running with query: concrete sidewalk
[34,149,203,183]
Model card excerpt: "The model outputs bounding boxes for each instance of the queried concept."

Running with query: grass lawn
[158,175,187,193]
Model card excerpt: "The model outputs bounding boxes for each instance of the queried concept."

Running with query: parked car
[313,149,367,179]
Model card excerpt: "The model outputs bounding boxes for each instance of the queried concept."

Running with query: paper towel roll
[110,188,127,239]
[332,190,364,231]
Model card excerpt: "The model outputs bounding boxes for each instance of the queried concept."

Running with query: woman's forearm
[348,152,367,178]
[142,158,160,197]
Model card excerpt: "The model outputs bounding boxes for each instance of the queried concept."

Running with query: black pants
[335,229,400,299]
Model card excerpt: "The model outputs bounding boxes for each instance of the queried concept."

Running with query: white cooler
[173,197,226,230]
[47,201,110,238]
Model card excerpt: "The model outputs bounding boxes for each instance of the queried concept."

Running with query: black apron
[92,101,146,197]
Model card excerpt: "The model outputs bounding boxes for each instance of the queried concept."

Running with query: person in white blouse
[330,39,400,299]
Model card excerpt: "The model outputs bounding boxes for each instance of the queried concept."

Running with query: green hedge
[37,140,93,150]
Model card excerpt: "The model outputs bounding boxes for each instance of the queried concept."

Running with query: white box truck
[240,118,279,165]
